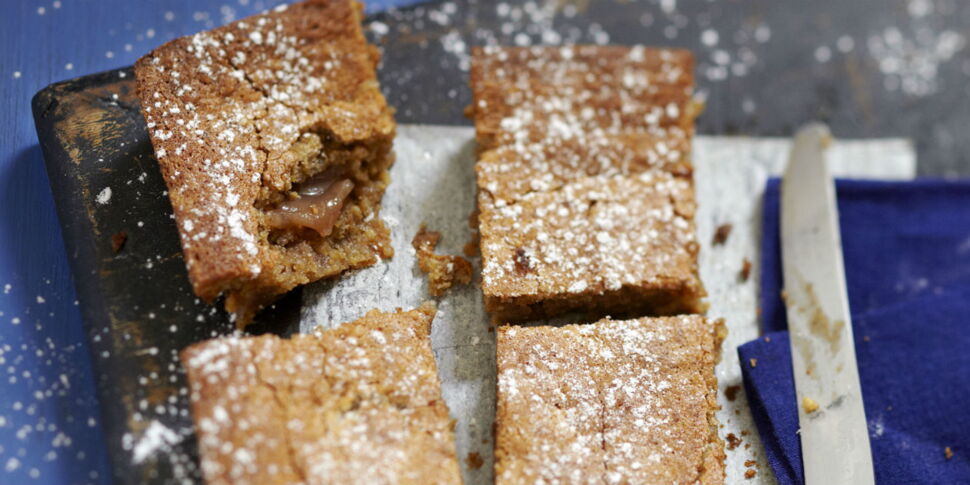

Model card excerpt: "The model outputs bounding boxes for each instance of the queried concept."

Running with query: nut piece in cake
[495,315,726,484]
[412,224,473,297]
[181,303,462,485]
[470,45,704,321]
[479,171,704,321]
[134,0,395,326]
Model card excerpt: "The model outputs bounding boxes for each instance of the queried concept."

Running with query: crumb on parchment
[739,257,752,282]
[713,223,732,245]
[412,224,473,297]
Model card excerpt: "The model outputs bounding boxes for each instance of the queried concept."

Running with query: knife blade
[781,123,875,485]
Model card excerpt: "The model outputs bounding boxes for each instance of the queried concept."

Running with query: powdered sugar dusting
[130,420,182,464]
[95,187,112,205]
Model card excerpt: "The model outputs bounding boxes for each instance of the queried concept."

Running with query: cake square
[181,303,462,485]
[470,45,704,321]
[135,0,395,326]
[479,171,704,321]
[495,315,726,484]
[469,45,697,155]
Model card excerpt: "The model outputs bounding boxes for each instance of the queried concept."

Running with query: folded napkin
[739,178,970,484]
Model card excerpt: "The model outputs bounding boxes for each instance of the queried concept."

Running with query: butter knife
[781,123,875,485]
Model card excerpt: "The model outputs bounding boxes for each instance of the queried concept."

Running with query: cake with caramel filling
[135,0,394,326]
[182,304,462,485]
[495,315,726,484]
[469,45,705,321]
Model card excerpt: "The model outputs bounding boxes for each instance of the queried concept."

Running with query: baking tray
[30,0,956,483]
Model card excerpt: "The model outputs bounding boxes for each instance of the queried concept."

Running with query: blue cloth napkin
[739,178,970,484]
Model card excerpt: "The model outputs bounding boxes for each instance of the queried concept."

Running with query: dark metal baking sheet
[30,0,970,483]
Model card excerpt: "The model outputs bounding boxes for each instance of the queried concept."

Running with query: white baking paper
[301,125,916,485]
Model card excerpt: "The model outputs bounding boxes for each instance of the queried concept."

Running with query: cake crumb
[724,384,741,402]
[463,242,479,257]
[111,231,128,253]
[744,459,756,467]
[745,469,757,479]
[802,396,820,414]
[945,447,954,460]
[412,224,473,296]
[739,257,752,282]
[465,451,484,470]
[863,335,871,342]
[749,358,757,368]
[712,223,732,245]
[726,433,742,450]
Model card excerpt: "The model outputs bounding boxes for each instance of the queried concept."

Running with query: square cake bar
[479,171,704,321]
[470,45,697,154]
[471,45,704,321]
[181,304,462,485]
[135,0,395,326]
[495,315,726,484]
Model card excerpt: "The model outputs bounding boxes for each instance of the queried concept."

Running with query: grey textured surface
[301,124,916,484]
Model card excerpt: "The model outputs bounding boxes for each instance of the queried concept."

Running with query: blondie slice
[471,45,703,321]
[135,0,395,326]
[181,304,461,485]
[495,315,726,484]
[479,170,704,321]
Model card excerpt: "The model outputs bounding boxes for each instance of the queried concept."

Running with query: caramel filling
[266,170,355,238]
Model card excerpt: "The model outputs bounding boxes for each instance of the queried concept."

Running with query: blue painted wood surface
[0,1,419,483]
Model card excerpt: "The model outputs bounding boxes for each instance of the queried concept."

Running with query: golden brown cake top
[134,0,394,302]
[470,45,696,152]
[181,303,462,485]
[478,170,699,301]
[495,315,725,485]
[471,45,694,88]
[475,131,693,206]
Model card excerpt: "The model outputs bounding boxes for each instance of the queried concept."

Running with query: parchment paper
[302,125,916,485]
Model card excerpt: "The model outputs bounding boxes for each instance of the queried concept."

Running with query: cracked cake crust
[181,303,462,485]
[134,0,395,326]
[495,315,726,485]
